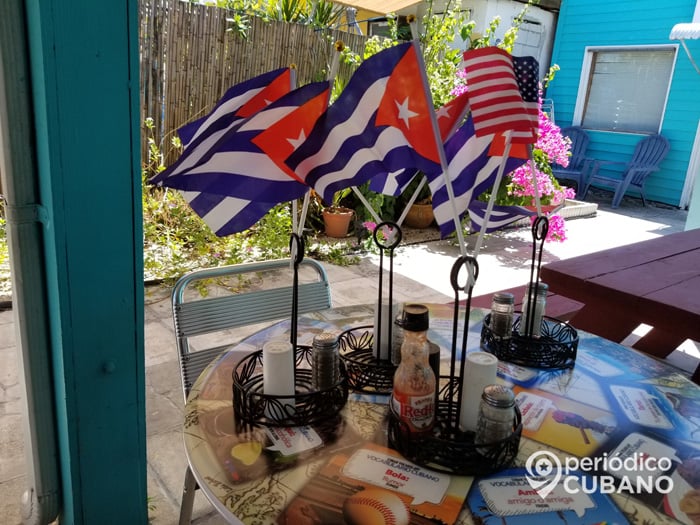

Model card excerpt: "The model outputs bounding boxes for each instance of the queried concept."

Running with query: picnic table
[540,228,700,383]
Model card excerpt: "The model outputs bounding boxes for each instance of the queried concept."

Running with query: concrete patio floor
[1,189,697,524]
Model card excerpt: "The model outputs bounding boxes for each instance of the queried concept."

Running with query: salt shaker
[489,292,515,339]
[518,282,548,337]
[474,384,516,446]
[311,332,340,390]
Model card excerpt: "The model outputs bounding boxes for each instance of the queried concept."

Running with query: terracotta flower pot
[322,207,354,238]
[404,203,434,229]
[524,204,559,213]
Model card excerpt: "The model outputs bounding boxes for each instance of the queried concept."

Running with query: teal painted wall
[25,0,146,523]
[547,0,700,208]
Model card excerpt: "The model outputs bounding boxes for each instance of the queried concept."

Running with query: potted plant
[400,174,435,229]
[320,188,354,238]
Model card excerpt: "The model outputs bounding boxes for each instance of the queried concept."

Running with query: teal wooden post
[23,1,147,523]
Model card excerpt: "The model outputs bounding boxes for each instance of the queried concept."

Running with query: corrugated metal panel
[332,0,421,15]
[670,22,700,39]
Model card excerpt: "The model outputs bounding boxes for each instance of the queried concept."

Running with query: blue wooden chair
[580,134,670,208]
[551,126,591,198]
[171,258,332,524]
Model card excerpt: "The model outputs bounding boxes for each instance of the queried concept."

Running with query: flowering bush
[505,104,576,242]
[453,68,575,242]
[360,221,400,253]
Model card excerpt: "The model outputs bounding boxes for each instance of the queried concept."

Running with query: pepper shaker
[489,292,515,339]
[311,332,340,390]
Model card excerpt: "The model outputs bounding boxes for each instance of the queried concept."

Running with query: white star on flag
[395,97,419,128]
[288,130,306,149]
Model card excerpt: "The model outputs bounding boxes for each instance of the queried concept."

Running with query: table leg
[631,328,685,359]
[179,466,197,525]
[569,304,639,343]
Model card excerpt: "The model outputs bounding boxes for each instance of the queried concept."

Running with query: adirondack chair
[551,126,591,197]
[580,134,670,208]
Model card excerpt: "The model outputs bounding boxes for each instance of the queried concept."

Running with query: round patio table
[183,303,699,525]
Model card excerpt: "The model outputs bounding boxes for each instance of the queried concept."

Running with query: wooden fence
[139,0,369,165]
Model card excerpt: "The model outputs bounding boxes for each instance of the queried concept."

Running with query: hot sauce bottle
[391,304,435,434]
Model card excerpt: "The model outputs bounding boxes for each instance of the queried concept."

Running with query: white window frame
[573,45,678,134]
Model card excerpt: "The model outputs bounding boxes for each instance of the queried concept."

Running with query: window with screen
[577,47,675,133]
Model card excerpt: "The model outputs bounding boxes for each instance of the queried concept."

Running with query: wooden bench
[470,284,585,322]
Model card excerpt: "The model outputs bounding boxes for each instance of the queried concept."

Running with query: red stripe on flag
[462,47,534,141]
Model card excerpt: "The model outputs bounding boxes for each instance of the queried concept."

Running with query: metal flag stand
[336,222,403,394]
[231,45,354,428]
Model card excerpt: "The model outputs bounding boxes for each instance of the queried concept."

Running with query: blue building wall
[547,0,700,207]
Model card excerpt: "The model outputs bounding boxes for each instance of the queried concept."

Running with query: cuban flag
[285,42,442,205]
[177,67,292,148]
[428,117,527,238]
[151,68,293,187]
[153,81,330,235]
[369,91,470,197]
[467,201,536,233]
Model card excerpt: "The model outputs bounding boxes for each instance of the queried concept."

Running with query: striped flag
[285,42,443,205]
[368,168,418,197]
[461,47,536,143]
[177,67,292,148]
[151,68,293,187]
[369,91,470,197]
[153,81,330,235]
[467,201,536,233]
[180,192,282,237]
[427,116,527,237]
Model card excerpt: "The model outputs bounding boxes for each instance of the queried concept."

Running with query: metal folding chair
[171,258,332,524]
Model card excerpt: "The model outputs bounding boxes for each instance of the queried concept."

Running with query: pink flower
[530,214,567,242]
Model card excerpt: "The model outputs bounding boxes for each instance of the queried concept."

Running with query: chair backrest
[171,258,332,400]
[560,126,590,170]
[627,134,671,186]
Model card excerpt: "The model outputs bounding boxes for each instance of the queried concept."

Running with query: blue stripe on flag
[429,118,527,237]
[467,201,536,233]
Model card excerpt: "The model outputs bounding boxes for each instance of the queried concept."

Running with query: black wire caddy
[480,216,579,369]
[231,234,349,427]
[337,221,402,394]
[387,256,523,476]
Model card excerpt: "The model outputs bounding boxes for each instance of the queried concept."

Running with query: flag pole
[296,42,344,236]
[408,16,467,257]
[351,186,382,223]
[395,174,426,227]
[473,131,513,259]
[287,64,302,263]
[528,144,543,216]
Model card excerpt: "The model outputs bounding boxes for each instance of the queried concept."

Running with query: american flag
[176,68,292,148]
[512,55,540,143]
[369,91,470,197]
[284,42,443,205]
[153,81,330,235]
[427,116,527,237]
[461,47,537,143]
